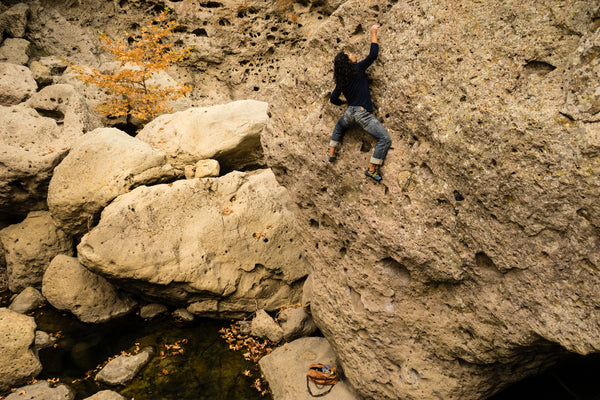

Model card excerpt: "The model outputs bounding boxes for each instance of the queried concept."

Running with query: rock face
[137,100,269,172]
[0,242,6,290]
[26,84,102,136]
[78,169,307,316]
[0,308,42,391]
[47,127,180,235]
[0,38,31,65]
[0,211,72,292]
[3,0,599,399]
[25,3,97,66]
[0,3,30,39]
[42,255,137,323]
[260,1,600,399]
[259,336,359,400]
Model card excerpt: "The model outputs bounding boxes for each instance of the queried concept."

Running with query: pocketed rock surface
[0,211,72,292]
[262,1,600,399]
[0,308,42,391]
[77,169,307,316]
[47,127,179,235]
[1,0,599,399]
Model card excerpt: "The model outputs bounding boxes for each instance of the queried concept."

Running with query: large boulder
[0,308,42,391]
[261,1,600,399]
[0,211,72,292]
[137,100,268,172]
[0,63,36,106]
[259,337,359,400]
[562,28,600,123]
[42,255,137,323]
[47,127,180,235]
[78,169,307,316]
[0,105,71,222]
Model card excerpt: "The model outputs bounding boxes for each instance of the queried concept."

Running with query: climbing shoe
[328,154,336,162]
[365,169,382,182]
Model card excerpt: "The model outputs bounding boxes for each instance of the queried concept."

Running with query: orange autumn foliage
[70,9,192,122]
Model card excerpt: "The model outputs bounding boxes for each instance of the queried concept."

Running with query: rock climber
[328,24,391,182]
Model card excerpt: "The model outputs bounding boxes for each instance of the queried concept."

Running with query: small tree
[70,9,192,124]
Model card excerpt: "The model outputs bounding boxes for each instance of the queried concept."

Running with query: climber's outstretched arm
[371,24,379,44]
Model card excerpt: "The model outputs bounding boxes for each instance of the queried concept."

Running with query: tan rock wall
[262,1,600,399]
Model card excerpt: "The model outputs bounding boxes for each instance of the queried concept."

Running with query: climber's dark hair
[334,52,357,89]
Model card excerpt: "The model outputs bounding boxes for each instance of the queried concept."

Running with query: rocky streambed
[0,290,270,400]
[4,283,600,400]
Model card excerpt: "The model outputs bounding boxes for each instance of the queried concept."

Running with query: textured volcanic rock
[47,127,179,236]
[0,90,99,223]
[261,1,600,399]
[0,211,72,292]
[5,0,600,398]
[77,169,307,317]
[42,254,137,323]
[0,63,36,105]
[137,100,268,172]
[0,308,42,391]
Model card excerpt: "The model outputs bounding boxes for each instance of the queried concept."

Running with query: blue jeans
[329,106,391,165]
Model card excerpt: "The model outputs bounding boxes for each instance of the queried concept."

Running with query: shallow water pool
[0,289,270,400]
